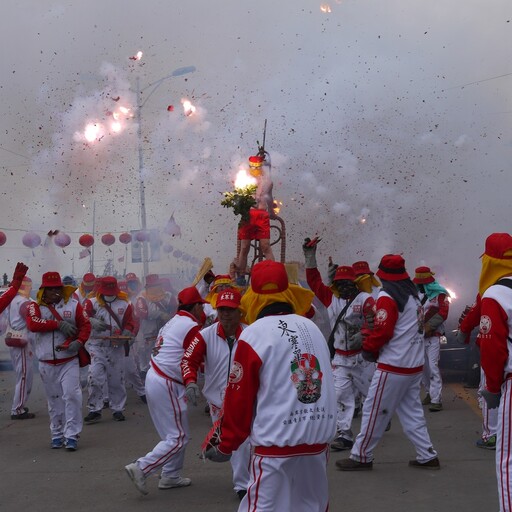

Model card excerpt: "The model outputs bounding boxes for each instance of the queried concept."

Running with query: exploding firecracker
[234,169,257,189]
[320,3,332,13]
[129,51,143,61]
[182,99,196,117]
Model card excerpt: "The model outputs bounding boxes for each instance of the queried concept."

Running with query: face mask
[103,295,116,303]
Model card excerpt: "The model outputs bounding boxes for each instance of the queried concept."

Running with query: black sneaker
[330,436,353,451]
[336,458,373,471]
[408,457,440,469]
[236,490,247,501]
[84,411,102,424]
[11,411,35,420]
[139,395,147,404]
[113,411,126,422]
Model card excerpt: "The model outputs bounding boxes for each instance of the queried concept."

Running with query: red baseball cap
[333,266,357,282]
[41,272,63,288]
[481,233,512,259]
[250,260,289,295]
[178,286,207,306]
[216,288,242,309]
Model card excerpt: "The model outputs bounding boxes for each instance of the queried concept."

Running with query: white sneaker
[125,462,148,495]
[158,475,192,490]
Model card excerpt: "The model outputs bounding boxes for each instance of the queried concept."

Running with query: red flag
[79,248,90,259]
[118,256,125,262]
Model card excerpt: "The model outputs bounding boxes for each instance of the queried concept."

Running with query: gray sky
[1,0,511,306]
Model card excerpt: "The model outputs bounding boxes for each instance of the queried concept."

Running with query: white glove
[302,239,318,269]
[186,382,200,406]
[67,340,82,352]
[90,318,108,331]
[58,321,77,337]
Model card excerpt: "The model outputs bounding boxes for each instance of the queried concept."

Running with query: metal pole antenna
[90,200,96,274]
[136,77,149,279]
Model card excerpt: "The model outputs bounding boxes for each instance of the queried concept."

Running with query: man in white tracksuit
[205,261,336,512]
[413,265,450,412]
[26,271,92,451]
[83,276,137,423]
[125,286,205,495]
[336,254,440,471]
[181,287,251,500]
[303,242,375,451]
[4,276,36,419]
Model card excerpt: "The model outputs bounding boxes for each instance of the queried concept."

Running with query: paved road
[0,367,499,512]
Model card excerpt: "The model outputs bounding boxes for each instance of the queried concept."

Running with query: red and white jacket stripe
[479,284,512,393]
[26,299,91,363]
[218,314,336,456]
[150,310,201,384]
[363,292,424,374]
[181,322,246,408]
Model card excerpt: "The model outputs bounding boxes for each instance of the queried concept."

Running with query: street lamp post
[135,66,196,279]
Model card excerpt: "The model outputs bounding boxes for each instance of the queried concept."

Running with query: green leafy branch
[221,185,257,224]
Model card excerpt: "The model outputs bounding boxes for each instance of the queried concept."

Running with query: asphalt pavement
[0,365,499,512]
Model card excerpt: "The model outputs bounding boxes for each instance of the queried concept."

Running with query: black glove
[11,262,29,288]
[361,350,377,363]
[58,321,77,337]
[204,445,231,462]
[481,389,501,409]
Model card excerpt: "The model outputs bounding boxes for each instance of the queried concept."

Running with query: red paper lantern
[22,232,41,249]
[101,233,115,246]
[0,231,6,246]
[79,234,94,248]
[135,230,149,242]
[54,232,71,248]
[119,232,132,244]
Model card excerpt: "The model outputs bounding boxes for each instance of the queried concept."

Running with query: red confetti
[167,105,174,112]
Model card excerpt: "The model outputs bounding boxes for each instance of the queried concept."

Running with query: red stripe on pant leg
[19,349,27,411]
[246,455,263,512]
[505,381,512,512]
[359,371,387,463]
[144,381,185,474]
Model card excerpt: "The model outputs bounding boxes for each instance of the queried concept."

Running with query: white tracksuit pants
[479,369,498,441]
[496,376,512,511]
[39,359,83,441]
[9,345,34,415]
[332,353,375,440]
[422,335,443,404]
[136,367,189,479]
[350,369,437,464]
[240,448,330,511]
[87,343,127,413]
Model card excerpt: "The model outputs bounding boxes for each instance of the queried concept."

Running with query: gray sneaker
[158,475,192,490]
[125,462,148,495]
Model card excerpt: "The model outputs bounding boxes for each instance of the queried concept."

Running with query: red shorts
[238,209,271,240]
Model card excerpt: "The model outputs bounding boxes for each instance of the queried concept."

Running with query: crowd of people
[2,231,512,511]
